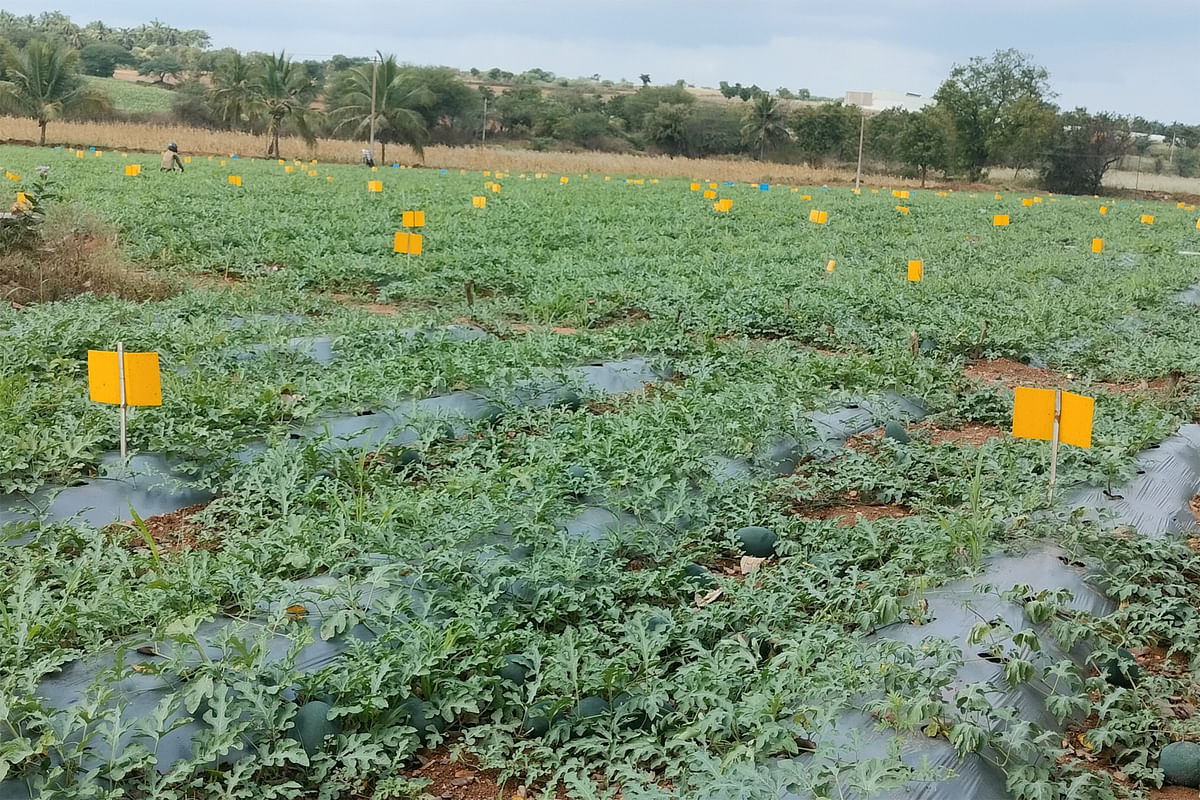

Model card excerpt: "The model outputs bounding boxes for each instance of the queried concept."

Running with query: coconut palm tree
[0,40,111,146]
[741,93,789,161]
[208,51,255,131]
[251,52,317,159]
[329,53,433,162]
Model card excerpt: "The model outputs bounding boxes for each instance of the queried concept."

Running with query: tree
[898,107,950,186]
[639,73,651,86]
[78,41,130,77]
[208,51,255,130]
[933,49,1053,180]
[776,87,795,100]
[135,44,185,84]
[790,102,857,166]
[1041,110,1130,195]
[0,40,111,145]
[251,52,317,159]
[611,84,693,130]
[741,93,789,160]
[991,95,1057,177]
[328,54,434,162]
[643,102,691,155]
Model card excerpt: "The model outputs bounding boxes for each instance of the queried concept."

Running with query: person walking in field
[161,142,184,172]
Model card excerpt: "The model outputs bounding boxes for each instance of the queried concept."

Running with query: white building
[844,90,933,113]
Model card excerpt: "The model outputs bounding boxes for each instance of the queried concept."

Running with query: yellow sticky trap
[993,214,1010,227]
[791,187,799,193]
[1022,198,1034,207]
[278,159,285,165]
[483,171,491,177]
[810,210,828,224]
[220,160,227,166]
[703,190,716,200]
[584,174,591,179]
[285,166,294,173]
[95,151,102,157]
[871,189,879,194]
[228,175,242,187]
[393,232,423,254]
[708,183,717,190]
[124,164,141,176]
[560,176,569,184]
[183,157,191,163]
[367,180,382,193]
[310,159,318,165]
[800,194,812,201]
[714,198,732,212]
[1012,388,1094,449]
[491,184,501,193]
[326,176,334,181]
[14,193,31,210]
[1099,206,1107,215]
[472,196,486,208]
[77,151,84,158]
[1092,238,1103,253]
[853,188,861,195]
[308,170,317,177]
[1140,214,1155,225]
[690,183,700,191]
[896,206,909,215]
[1196,218,1200,229]
[371,166,378,172]
[907,260,923,282]
[936,191,948,197]
[1033,196,1043,204]
[825,260,836,273]
[605,176,611,181]
[4,171,17,181]
[87,351,162,406]
[402,210,425,228]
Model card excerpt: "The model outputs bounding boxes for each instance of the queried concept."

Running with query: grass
[82,76,175,115]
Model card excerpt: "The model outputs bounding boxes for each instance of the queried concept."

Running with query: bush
[79,42,132,77]
[1,204,174,305]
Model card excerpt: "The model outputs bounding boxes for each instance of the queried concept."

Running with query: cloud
[2,0,1194,119]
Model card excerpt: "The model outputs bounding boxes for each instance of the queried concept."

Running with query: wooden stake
[117,340,127,461]
[910,331,919,358]
[465,279,475,308]
[1048,389,1062,503]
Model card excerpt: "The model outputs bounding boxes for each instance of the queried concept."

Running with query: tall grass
[0,115,915,186]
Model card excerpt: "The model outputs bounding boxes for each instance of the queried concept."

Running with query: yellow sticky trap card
[1099,206,1107,215]
[491,184,501,193]
[690,183,700,191]
[124,165,140,176]
[1141,214,1155,225]
[825,260,836,273]
[1092,238,1103,253]
[284,166,294,173]
[228,175,242,186]
[560,176,569,184]
[703,190,716,200]
[800,194,812,200]
[394,232,423,254]
[810,210,828,224]
[402,211,425,228]
[993,214,1009,227]
[472,196,486,208]
[367,180,382,193]
[87,350,162,406]
[896,206,909,215]
[1012,388,1094,449]
[1022,198,1034,207]
[907,260,923,281]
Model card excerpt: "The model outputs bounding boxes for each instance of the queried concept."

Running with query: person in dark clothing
[161,142,184,172]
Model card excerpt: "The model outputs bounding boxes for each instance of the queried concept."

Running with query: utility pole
[854,110,866,191]
[369,54,378,162]
[481,95,487,144]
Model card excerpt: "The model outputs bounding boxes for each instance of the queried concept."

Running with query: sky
[6,0,1199,121]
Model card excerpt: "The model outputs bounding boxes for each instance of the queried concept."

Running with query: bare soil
[848,421,1006,450]
[114,502,214,555]
[963,358,1068,389]
[798,502,913,527]
[400,745,569,800]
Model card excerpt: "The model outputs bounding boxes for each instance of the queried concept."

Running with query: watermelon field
[2,145,1200,800]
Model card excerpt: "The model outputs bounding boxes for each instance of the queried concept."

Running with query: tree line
[0,12,1197,195]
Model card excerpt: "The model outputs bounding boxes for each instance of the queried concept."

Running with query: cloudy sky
[8,0,1198,121]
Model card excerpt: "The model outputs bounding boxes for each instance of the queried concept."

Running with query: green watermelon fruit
[883,421,909,443]
[290,700,338,756]
[1160,741,1200,787]
[1100,648,1142,688]
[499,655,530,685]
[735,526,778,557]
